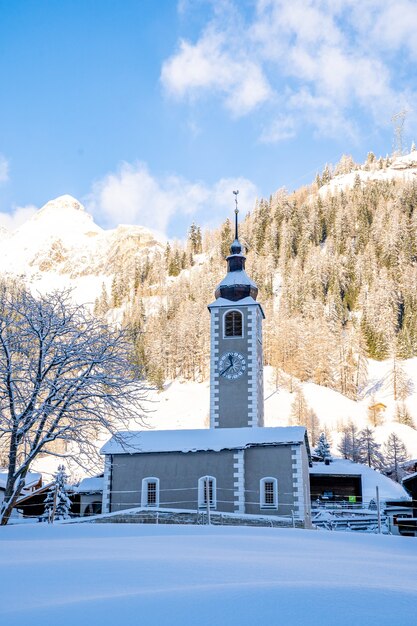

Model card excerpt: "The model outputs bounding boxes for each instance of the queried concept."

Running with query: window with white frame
[260,477,278,509]
[224,310,243,337]
[141,477,160,508]
[198,476,216,509]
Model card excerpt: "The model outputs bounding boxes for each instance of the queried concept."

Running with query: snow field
[0,523,416,626]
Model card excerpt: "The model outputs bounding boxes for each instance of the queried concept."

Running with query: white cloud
[260,115,297,143]
[161,30,271,116]
[86,162,258,236]
[0,205,37,232]
[0,155,9,184]
[161,0,417,140]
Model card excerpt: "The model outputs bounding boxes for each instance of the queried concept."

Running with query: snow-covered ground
[0,523,416,626]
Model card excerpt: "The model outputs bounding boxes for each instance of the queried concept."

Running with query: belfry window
[224,311,243,337]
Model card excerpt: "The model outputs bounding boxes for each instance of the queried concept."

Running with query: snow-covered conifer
[44,465,71,522]
[314,432,332,461]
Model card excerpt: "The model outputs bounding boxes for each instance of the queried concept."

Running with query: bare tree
[289,388,309,426]
[338,421,361,462]
[383,432,408,482]
[0,284,147,525]
[357,427,383,469]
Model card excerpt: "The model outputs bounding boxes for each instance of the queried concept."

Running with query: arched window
[260,477,278,509]
[141,477,160,508]
[224,310,243,337]
[198,476,216,509]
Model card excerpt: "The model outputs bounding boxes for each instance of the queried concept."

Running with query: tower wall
[209,303,264,429]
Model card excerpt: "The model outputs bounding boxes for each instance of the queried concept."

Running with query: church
[101,200,312,526]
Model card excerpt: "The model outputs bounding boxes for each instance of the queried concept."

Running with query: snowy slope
[140,361,417,459]
[319,150,417,197]
[0,524,416,626]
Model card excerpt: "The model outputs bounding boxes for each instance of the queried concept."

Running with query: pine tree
[314,432,332,461]
[382,433,408,482]
[188,222,202,255]
[111,275,120,308]
[44,465,71,522]
[220,219,232,258]
[321,164,332,185]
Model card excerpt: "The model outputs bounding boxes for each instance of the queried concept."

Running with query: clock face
[219,351,246,380]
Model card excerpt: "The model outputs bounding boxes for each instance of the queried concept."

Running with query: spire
[230,190,242,255]
[214,191,258,302]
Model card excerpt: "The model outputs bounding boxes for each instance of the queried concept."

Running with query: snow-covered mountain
[0,194,163,304]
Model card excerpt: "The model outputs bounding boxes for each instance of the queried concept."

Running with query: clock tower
[208,194,265,429]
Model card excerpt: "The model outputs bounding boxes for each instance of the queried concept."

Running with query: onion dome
[214,193,258,302]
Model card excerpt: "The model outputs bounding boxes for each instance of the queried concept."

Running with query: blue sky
[0,0,416,238]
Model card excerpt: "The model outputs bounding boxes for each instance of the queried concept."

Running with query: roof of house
[310,459,410,501]
[0,472,42,491]
[403,471,417,484]
[75,476,104,493]
[101,426,307,456]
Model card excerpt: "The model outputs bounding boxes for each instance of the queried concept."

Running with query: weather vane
[233,190,239,240]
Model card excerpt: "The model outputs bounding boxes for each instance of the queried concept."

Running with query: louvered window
[225,311,243,337]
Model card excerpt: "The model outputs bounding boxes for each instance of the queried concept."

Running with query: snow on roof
[0,472,41,490]
[310,459,409,501]
[208,296,265,317]
[403,471,417,483]
[215,270,257,290]
[101,426,307,455]
[75,476,104,493]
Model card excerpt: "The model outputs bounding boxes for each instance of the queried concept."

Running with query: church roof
[207,295,265,317]
[101,426,307,455]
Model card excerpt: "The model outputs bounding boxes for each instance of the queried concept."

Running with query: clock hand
[220,364,233,376]
[228,354,234,366]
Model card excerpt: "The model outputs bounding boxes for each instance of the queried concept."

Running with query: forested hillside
[94,151,417,411]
